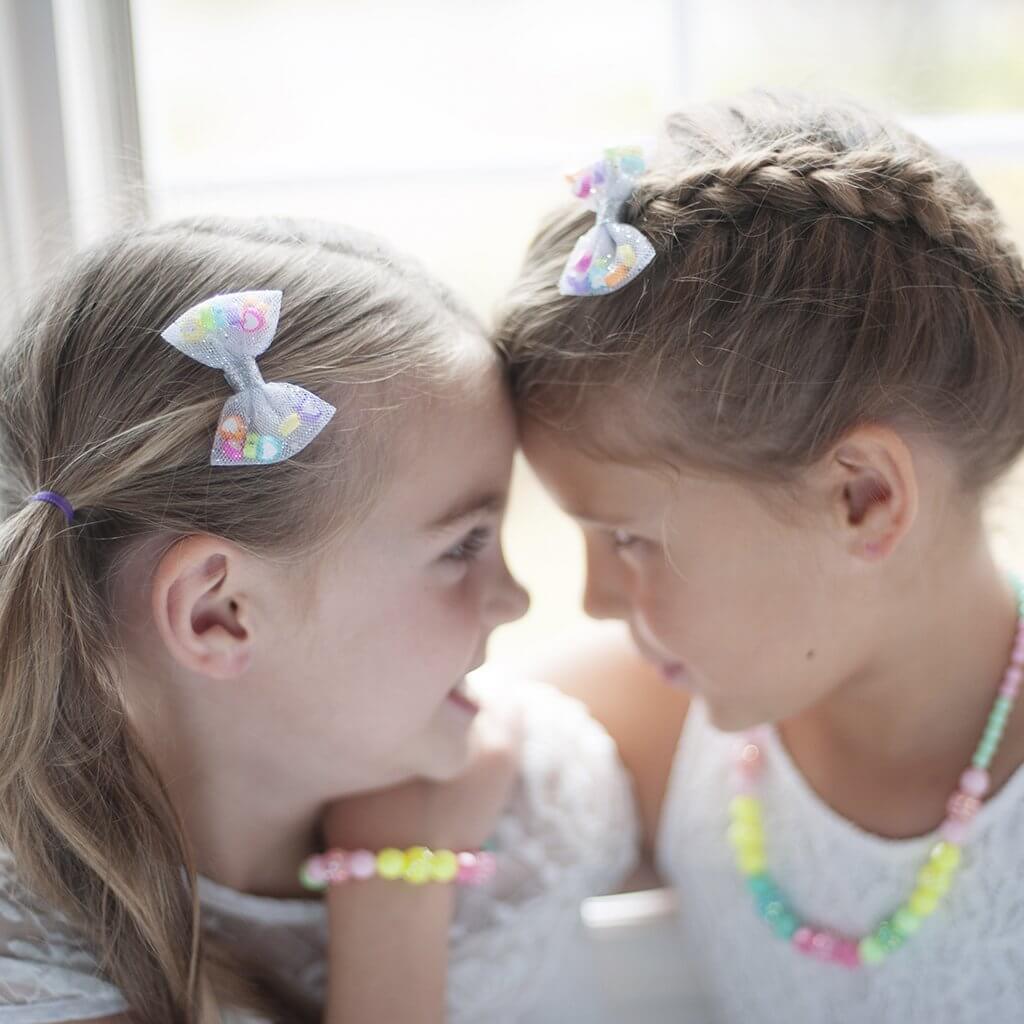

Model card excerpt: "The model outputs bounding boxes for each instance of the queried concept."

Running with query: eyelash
[611,528,639,550]
[444,526,492,562]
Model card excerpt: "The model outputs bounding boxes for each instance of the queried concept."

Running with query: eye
[444,525,492,563]
[611,528,639,551]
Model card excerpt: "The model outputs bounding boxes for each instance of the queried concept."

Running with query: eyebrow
[566,508,633,528]
[424,492,507,534]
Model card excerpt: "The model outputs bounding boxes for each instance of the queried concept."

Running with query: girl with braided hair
[497,91,1024,1020]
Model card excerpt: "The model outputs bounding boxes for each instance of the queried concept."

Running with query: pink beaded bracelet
[299,845,497,891]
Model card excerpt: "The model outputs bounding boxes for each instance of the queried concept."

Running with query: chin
[418,738,473,782]
[703,695,770,734]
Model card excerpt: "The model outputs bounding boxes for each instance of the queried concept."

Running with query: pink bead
[1012,637,1024,664]
[737,741,763,774]
[793,926,815,953]
[1000,680,1020,700]
[939,816,971,844]
[1004,665,1023,688]
[456,851,480,884]
[304,857,329,885]
[946,791,981,821]
[454,851,496,885]
[323,851,350,883]
[959,767,991,798]
[733,768,757,794]
[475,851,497,882]
[809,930,838,960]
[834,939,861,968]
[347,849,377,880]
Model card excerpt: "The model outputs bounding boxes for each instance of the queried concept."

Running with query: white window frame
[1,0,1022,328]
[0,0,144,328]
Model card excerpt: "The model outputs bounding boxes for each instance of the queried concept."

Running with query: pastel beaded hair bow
[557,146,656,297]
[160,290,336,466]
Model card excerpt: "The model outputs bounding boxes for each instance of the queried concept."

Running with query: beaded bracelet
[299,846,497,890]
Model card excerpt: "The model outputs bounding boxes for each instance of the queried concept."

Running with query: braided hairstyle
[495,91,1024,492]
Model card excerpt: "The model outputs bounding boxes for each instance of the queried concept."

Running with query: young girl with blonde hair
[0,217,637,1022]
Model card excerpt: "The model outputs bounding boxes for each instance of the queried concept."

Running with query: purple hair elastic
[29,490,75,524]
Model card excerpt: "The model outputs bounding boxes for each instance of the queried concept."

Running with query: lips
[446,678,481,715]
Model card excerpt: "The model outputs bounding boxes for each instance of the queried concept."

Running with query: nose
[484,552,531,628]
[582,537,632,621]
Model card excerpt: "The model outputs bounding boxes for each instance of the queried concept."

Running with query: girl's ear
[150,534,254,680]
[827,425,919,561]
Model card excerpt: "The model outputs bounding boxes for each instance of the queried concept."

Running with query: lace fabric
[0,676,639,1023]
[656,696,1024,1023]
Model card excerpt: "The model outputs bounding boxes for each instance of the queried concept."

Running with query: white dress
[0,677,639,1023]
[656,696,1024,1023]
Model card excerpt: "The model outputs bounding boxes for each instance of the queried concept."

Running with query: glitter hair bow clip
[160,290,336,466]
[557,146,656,297]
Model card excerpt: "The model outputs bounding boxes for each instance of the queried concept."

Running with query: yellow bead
[402,846,433,885]
[279,412,301,436]
[917,862,952,895]
[908,887,940,917]
[736,848,767,875]
[430,849,458,882]
[930,841,962,871]
[727,821,764,850]
[729,795,763,824]
[376,848,406,880]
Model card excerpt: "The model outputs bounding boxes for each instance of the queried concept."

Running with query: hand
[321,696,524,853]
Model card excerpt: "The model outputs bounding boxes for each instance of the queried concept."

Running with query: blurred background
[2,0,1024,660]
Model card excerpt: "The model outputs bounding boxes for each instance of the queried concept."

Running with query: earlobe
[151,535,253,681]
[832,426,919,561]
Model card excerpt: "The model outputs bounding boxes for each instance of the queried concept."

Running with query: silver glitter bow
[557,146,656,297]
[160,290,336,466]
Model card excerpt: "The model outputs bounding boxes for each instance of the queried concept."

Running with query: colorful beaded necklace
[727,580,1024,968]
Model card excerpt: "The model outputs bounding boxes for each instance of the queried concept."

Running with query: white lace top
[0,677,639,1023]
[656,697,1024,1023]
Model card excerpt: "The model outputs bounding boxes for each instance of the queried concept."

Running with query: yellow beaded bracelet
[299,846,496,890]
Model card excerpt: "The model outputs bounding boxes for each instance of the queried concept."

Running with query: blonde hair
[496,91,1024,496]
[0,217,481,1021]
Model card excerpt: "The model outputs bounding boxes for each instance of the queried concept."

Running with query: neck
[123,669,350,899]
[801,532,1019,777]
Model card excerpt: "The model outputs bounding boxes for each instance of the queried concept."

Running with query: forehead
[371,346,516,530]
[520,417,673,525]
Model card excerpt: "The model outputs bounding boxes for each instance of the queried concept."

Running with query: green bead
[892,907,921,935]
[995,696,1013,714]
[298,865,325,891]
[747,873,776,898]
[875,920,905,952]
[771,913,799,940]
[858,936,887,965]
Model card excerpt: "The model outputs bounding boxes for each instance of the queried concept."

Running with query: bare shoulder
[520,623,690,855]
